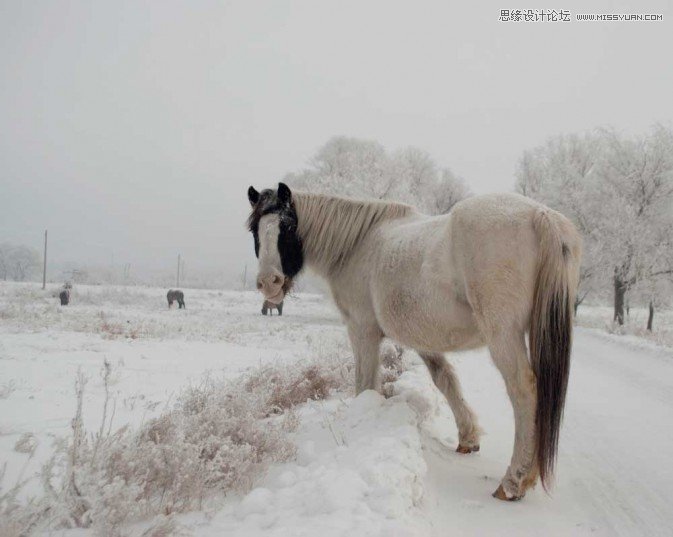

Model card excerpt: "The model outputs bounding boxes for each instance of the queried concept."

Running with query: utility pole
[176,254,181,287]
[42,229,48,289]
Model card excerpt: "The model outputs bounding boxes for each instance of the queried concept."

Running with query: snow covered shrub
[98,311,126,339]
[42,372,297,534]
[5,361,317,533]
[380,340,412,397]
[1,441,51,537]
[13,433,37,455]
[4,334,408,536]
[246,363,342,414]
[0,494,47,537]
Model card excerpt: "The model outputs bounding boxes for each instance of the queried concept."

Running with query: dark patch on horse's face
[247,183,304,280]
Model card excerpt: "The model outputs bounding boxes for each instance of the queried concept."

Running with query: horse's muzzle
[262,289,285,305]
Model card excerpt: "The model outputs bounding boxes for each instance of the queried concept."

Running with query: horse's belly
[374,286,483,353]
[369,220,484,352]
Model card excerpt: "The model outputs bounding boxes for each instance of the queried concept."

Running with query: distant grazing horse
[59,289,70,306]
[167,289,186,309]
[261,299,283,315]
[247,183,581,501]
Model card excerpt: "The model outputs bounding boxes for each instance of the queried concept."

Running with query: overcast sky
[1,0,672,281]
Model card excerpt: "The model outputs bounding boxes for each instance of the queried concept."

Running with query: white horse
[247,183,581,501]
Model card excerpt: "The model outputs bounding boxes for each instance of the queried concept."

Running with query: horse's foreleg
[347,324,383,395]
[488,331,538,501]
[419,352,482,453]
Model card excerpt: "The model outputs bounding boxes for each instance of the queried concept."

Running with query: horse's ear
[277,182,292,204]
[248,186,260,206]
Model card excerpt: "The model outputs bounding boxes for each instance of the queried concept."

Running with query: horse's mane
[292,191,414,273]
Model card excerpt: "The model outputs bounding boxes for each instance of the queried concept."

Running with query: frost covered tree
[0,243,41,281]
[597,126,673,324]
[516,132,605,312]
[285,136,470,215]
[516,125,673,324]
[285,137,391,199]
[387,147,438,210]
[630,276,672,331]
[428,168,472,215]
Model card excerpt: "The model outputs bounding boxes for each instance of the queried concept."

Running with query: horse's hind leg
[419,352,482,453]
[487,330,538,501]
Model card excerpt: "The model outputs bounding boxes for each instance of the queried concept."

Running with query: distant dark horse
[59,289,70,306]
[261,299,283,316]
[167,289,186,309]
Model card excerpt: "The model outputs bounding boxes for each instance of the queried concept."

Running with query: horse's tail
[530,208,580,491]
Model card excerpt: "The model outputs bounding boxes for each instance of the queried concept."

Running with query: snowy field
[2,282,673,536]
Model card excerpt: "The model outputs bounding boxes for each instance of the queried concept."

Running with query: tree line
[516,125,673,329]
[0,243,41,281]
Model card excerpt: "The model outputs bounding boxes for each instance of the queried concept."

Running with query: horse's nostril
[272,275,281,284]
[256,281,263,290]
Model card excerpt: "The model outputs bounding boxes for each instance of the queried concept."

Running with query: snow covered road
[415,328,673,536]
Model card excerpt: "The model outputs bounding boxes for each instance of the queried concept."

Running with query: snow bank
[207,368,435,537]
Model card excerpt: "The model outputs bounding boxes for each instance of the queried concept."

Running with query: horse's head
[246,182,303,304]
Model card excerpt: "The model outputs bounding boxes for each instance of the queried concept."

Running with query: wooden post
[176,254,181,287]
[42,230,48,289]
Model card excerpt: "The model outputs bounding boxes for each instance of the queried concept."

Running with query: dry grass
[13,433,37,455]
[0,334,408,537]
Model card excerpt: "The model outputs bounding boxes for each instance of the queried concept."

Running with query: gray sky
[1,0,672,281]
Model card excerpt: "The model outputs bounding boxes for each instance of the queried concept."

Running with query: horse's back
[367,193,579,351]
[449,193,579,332]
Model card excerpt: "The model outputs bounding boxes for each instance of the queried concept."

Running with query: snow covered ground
[576,304,673,350]
[1,282,673,536]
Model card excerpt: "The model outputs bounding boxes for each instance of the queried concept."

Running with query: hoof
[456,444,480,454]
[492,484,522,502]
